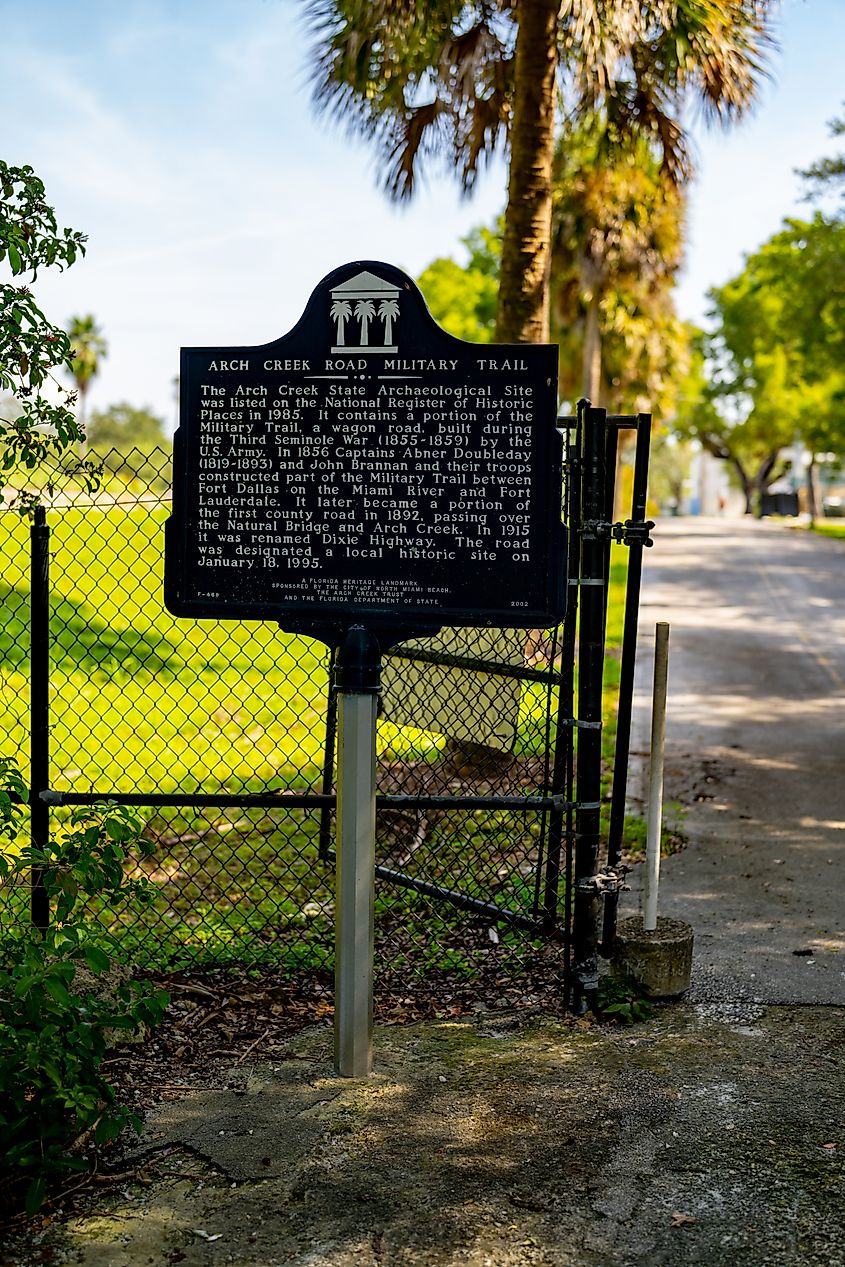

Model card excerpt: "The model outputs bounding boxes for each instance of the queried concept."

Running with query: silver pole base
[334,691,377,1077]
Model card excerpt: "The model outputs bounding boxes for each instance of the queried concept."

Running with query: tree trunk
[582,291,602,403]
[494,0,559,345]
[459,1,558,780]
[806,453,819,524]
[732,458,754,515]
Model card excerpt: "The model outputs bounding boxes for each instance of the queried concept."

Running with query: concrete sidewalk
[621,517,845,1004]
[8,1005,844,1267]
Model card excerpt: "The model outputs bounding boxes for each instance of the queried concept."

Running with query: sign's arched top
[165,261,565,641]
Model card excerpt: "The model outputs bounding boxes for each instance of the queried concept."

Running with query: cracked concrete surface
[9,1007,844,1267]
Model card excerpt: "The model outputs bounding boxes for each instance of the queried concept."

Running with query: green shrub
[0,758,169,1213]
[596,972,653,1025]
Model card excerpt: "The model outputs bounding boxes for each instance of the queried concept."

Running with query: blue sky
[3,0,844,427]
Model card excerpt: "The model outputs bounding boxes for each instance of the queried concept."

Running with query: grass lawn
[811,520,845,541]
[1,501,635,972]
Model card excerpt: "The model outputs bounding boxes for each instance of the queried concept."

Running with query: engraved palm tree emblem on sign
[330,299,352,345]
[330,271,400,353]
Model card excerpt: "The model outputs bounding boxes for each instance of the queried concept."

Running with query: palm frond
[383,101,445,199]
[647,0,777,123]
[302,1,513,200]
[303,0,776,208]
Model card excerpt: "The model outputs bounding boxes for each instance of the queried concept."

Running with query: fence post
[643,622,670,931]
[571,404,607,1012]
[601,413,652,955]
[30,505,50,931]
[542,412,581,937]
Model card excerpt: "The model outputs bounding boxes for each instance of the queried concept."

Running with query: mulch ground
[0,949,577,1240]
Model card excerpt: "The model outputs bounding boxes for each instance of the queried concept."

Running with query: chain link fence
[1,445,578,996]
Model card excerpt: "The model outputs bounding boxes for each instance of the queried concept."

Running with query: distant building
[684,448,732,515]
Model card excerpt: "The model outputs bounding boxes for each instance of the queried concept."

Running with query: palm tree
[355,299,376,345]
[331,299,353,345]
[306,0,775,820]
[67,314,107,443]
[378,298,400,344]
[305,0,776,345]
[550,120,685,405]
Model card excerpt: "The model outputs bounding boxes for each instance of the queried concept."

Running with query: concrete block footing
[612,915,694,998]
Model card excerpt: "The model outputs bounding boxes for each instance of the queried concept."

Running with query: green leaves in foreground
[0,943,168,1215]
[597,972,654,1024]
[0,772,169,1213]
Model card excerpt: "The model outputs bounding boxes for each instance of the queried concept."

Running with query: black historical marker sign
[164,261,565,633]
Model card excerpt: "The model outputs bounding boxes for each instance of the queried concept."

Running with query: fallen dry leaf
[671,1212,698,1227]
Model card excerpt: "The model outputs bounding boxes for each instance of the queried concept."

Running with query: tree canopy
[305,1,776,344]
[67,313,108,437]
[86,402,166,451]
[417,225,500,343]
[84,401,170,489]
[419,184,686,419]
[550,119,686,412]
[673,214,845,514]
[798,102,845,206]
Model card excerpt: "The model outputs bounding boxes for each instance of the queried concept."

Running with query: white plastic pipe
[643,622,670,932]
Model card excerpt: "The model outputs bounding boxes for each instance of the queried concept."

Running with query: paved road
[620,517,845,1004]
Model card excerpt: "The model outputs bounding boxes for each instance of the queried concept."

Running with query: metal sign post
[333,626,380,1078]
[163,259,568,1064]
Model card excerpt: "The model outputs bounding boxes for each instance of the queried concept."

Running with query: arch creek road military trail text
[194,377,535,578]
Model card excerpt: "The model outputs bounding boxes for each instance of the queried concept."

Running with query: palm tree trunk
[460,1,558,780]
[475,1,556,777]
[494,0,559,345]
[582,292,602,403]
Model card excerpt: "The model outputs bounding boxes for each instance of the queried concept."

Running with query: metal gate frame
[24,400,652,1011]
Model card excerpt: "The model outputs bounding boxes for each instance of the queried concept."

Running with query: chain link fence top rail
[1,447,574,986]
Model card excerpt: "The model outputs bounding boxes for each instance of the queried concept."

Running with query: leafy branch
[597,972,654,1024]
[0,162,89,472]
[0,759,168,1214]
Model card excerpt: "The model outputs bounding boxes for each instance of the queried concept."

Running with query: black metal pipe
[385,646,561,686]
[43,791,336,808]
[601,420,621,642]
[601,412,653,955]
[532,618,565,927]
[30,506,50,931]
[334,625,382,695]
[378,794,574,811]
[41,790,577,812]
[324,850,541,931]
[571,404,608,1012]
[562,404,585,993]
